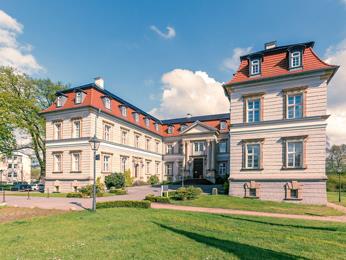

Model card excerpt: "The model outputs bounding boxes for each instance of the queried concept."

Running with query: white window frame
[245,143,260,169]
[53,153,62,172]
[145,118,150,128]
[220,121,227,130]
[155,162,160,175]
[103,124,111,141]
[194,142,205,152]
[165,163,173,176]
[56,96,63,107]
[71,152,80,172]
[146,161,151,174]
[121,130,128,145]
[104,97,111,109]
[219,141,227,153]
[291,51,301,68]
[247,98,260,123]
[145,138,150,151]
[287,94,303,119]
[155,141,159,153]
[120,106,127,117]
[133,113,139,123]
[54,122,62,140]
[103,154,111,172]
[120,156,127,173]
[134,135,140,148]
[155,123,159,132]
[250,59,260,75]
[72,120,81,138]
[167,144,173,154]
[286,141,303,168]
[75,92,82,104]
[218,162,227,176]
[167,126,173,134]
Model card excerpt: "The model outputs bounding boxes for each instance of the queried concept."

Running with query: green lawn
[171,195,344,216]
[328,192,346,207]
[1,208,346,259]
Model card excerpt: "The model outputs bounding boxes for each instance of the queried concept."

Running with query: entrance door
[134,164,139,178]
[193,158,203,179]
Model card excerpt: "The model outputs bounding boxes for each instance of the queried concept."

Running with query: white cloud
[222,47,252,72]
[324,40,346,145]
[150,69,229,119]
[0,9,43,74]
[150,25,176,39]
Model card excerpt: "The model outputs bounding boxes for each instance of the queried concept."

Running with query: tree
[0,66,67,177]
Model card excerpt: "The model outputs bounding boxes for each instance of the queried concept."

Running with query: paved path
[151,203,346,223]
[2,186,160,211]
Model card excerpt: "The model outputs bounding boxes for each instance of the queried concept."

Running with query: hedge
[66,192,83,198]
[96,200,151,209]
[109,188,127,195]
[145,194,171,203]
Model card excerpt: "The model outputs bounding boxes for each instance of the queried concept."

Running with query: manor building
[42,41,338,204]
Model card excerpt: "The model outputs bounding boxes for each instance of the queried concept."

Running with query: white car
[31,184,39,191]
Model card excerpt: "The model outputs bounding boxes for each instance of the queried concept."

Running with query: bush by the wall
[171,186,202,201]
[109,187,127,195]
[79,177,105,197]
[96,200,151,209]
[148,175,160,185]
[145,194,170,203]
[105,172,125,189]
[66,192,83,198]
[124,169,134,187]
[224,181,229,195]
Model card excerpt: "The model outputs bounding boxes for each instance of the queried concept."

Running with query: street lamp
[337,166,343,203]
[89,135,100,211]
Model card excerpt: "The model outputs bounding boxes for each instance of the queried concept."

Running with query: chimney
[94,77,104,89]
[264,41,277,50]
[186,113,192,118]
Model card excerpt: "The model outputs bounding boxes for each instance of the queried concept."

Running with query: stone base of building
[45,179,92,193]
[229,179,327,205]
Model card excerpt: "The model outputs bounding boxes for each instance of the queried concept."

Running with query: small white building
[0,151,32,184]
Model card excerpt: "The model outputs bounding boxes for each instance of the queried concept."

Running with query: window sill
[281,167,306,171]
[101,171,112,174]
[244,196,259,199]
[70,171,82,174]
[52,171,63,174]
[284,198,302,201]
[240,168,263,172]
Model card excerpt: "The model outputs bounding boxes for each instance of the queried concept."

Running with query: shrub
[145,194,170,203]
[124,169,134,187]
[96,200,151,209]
[171,186,202,201]
[79,177,105,197]
[133,180,148,186]
[224,181,229,194]
[327,174,346,192]
[105,172,125,189]
[109,187,127,195]
[148,175,160,185]
[66,192,83,198]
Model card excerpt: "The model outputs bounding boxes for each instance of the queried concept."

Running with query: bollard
[212,188,218,195]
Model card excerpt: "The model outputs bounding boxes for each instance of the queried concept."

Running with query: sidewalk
[151,203,346,223]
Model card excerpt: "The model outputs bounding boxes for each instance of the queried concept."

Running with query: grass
[5,191,115,198]
[328,192,346,207]
[171,195,344,216]
[0,207,346,259]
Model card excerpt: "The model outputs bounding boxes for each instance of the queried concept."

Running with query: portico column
[206,140,210,170]
[211,140,216,170]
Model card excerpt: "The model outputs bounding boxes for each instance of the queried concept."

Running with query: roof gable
[180,121,217,135]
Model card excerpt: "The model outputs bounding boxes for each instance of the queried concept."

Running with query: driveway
[1,185,160,211]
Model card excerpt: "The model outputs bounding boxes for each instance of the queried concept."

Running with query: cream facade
[0,151,32,184]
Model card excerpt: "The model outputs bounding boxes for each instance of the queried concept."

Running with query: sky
[1,0,346,144]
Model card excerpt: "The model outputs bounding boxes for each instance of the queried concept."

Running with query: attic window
[145,117,150,128]
[103,97,111,109]
[167,126,173,134]
[120,105,127,117]
[180,124,188,132]
[75,92,82,104]
[220,121,227,130]
[250,59,260,76]
[154,123,159,132]
[56,96,63,107]
[133,112,139,123]
[290,51,302,69]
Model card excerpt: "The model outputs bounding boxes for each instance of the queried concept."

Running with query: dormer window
[75,92,82,104]
[154,123,159,132]
[220,121,227,130]
[180,124,188,132]
[133,112,139,123]
[120,105,127,117]
[103,97,111,109]
[290,51,302,69]
[250,59,260,76]
[167,125,173,134]
[56,96,62,107]
[145,117,150,128]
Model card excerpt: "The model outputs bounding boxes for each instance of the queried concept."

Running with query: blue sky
[1,0,346,143]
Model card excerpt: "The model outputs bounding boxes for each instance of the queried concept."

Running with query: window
[155,162,160,175]
[220,121,227,130]
[179,142,183,154]
[165,163,173,176]
[120,156,127,173]
[145,118,150,128]
[121,130,128,145]
[285,181,302,200]
[75,92,82,104]
[218,162,227,176]
[180,124,188,132]
[246,144,260,169]
[287,94,303,119]
[167,144,173,154]
[178,162,183,176]
[290,51,301,68]
[247,99,260,123]
[146,161,151,174]
[56,96,63,107]
[219,141,227,153]
[133,112,139,123]
[71,152,80,172]
[154,123,159,132]
[104,97,111,109]
[194,142,205,152]
[145,138,150,150]
[249,188,257,197]
[120,106,127,117]
[155,141,159,153]
[103,154,111,172]
[54,122,62,140]
[167,126,173,134]
[103,124,111,141]
[250,59,260,75]
[286,141,303,168]
[53,153,62,172]
[291,189,298,199]
[134,135,140,148]
[72,120,81,138]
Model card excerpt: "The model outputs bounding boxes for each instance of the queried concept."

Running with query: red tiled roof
[225,46,337,86]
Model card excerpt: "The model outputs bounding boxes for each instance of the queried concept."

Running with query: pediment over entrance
[180,121,217,135]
